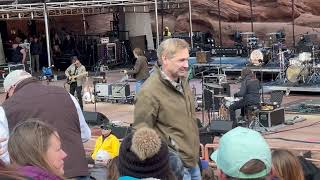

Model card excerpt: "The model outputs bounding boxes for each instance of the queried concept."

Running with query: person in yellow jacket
[91,123,120,161]
[163,26,172,40]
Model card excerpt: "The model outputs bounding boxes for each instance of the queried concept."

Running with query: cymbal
[204,83,223,89]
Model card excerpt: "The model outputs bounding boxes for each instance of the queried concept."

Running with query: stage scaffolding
[0,0,192,65]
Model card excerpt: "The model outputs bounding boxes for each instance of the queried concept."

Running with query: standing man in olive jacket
[123,48,149,94]
[133,38,200,180]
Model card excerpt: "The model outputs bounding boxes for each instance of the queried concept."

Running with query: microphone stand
[93,81,99,113]
[259,62,264,104]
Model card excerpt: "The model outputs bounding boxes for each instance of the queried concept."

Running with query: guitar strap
[74,65,78,76]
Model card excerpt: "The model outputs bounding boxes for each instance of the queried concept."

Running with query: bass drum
[250,49,271,66]
[286,65,309,83]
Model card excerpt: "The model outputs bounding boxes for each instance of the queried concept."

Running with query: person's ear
[270,166,277,177]
[162,54,169,66]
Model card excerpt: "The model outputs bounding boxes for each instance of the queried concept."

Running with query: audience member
[9,39,26,64]
[133,38,200,179]
[30,36,42,72]
[91,123,120,162]
[117,127,176,180]
[272,149,305,180]
[0,159,26,180]
[8,120,67,180]
[211,127,272,180]
[0,70,91,179]
[63,34,75,55]
[107,157,119,180]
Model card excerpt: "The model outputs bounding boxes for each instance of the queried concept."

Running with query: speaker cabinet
[95,83,112,97]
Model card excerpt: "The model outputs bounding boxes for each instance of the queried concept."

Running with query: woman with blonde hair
[272,149,305,180]
[8,120,67,180]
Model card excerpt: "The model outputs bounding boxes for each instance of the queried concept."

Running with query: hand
[122,70,127,74]
[0,137,7,156]
[95,159,111,166]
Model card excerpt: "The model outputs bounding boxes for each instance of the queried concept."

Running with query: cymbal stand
[307,46,319,83]
[275,47,286,83]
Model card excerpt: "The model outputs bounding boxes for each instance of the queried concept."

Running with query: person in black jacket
[229,68,261,124]
[30,37,42,72]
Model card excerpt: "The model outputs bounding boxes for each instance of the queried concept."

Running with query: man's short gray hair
[157,38,189,63]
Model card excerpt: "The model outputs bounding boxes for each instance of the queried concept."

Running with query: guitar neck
[74,72,88,78]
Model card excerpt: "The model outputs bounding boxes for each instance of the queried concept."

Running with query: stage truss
[0,0,189,19]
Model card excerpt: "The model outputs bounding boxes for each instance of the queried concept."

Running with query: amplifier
[259,107,285,128]
[111,83,130,98]
[8,64,25,72]
[95,83,112,97]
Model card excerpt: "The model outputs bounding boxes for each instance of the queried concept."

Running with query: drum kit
[285,49,320,84]
[249,43,320,84]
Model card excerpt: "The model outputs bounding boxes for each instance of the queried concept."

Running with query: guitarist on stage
[65,56,87,110]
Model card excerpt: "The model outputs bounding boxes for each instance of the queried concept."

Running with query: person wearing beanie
[0,70,91,179]
[117,127,176,180]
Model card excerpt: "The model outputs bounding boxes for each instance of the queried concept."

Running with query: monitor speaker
[209,120,234,135]
[83,111,109,126]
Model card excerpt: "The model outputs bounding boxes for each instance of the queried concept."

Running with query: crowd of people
[0,38,319,180]
[6,30,78,72]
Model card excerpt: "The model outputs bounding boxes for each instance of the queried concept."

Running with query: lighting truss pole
[292,0,295,48]
[155,0,159,48]
[161,0,164,42]
[43,0,51,66]
[218,0,222,46]
[250,0,253,32]
[188,0,193,49]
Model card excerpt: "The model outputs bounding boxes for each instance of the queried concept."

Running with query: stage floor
[190,56,281,74]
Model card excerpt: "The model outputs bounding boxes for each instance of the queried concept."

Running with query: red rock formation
[151,0,320,47]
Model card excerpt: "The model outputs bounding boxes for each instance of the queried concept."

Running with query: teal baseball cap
[210,127,272,179]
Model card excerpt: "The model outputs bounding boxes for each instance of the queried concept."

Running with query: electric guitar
[67,72,88,84]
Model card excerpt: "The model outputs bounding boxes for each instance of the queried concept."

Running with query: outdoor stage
[190,56,281,77]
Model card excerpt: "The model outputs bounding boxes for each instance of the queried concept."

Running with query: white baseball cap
[3,70,32,92]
